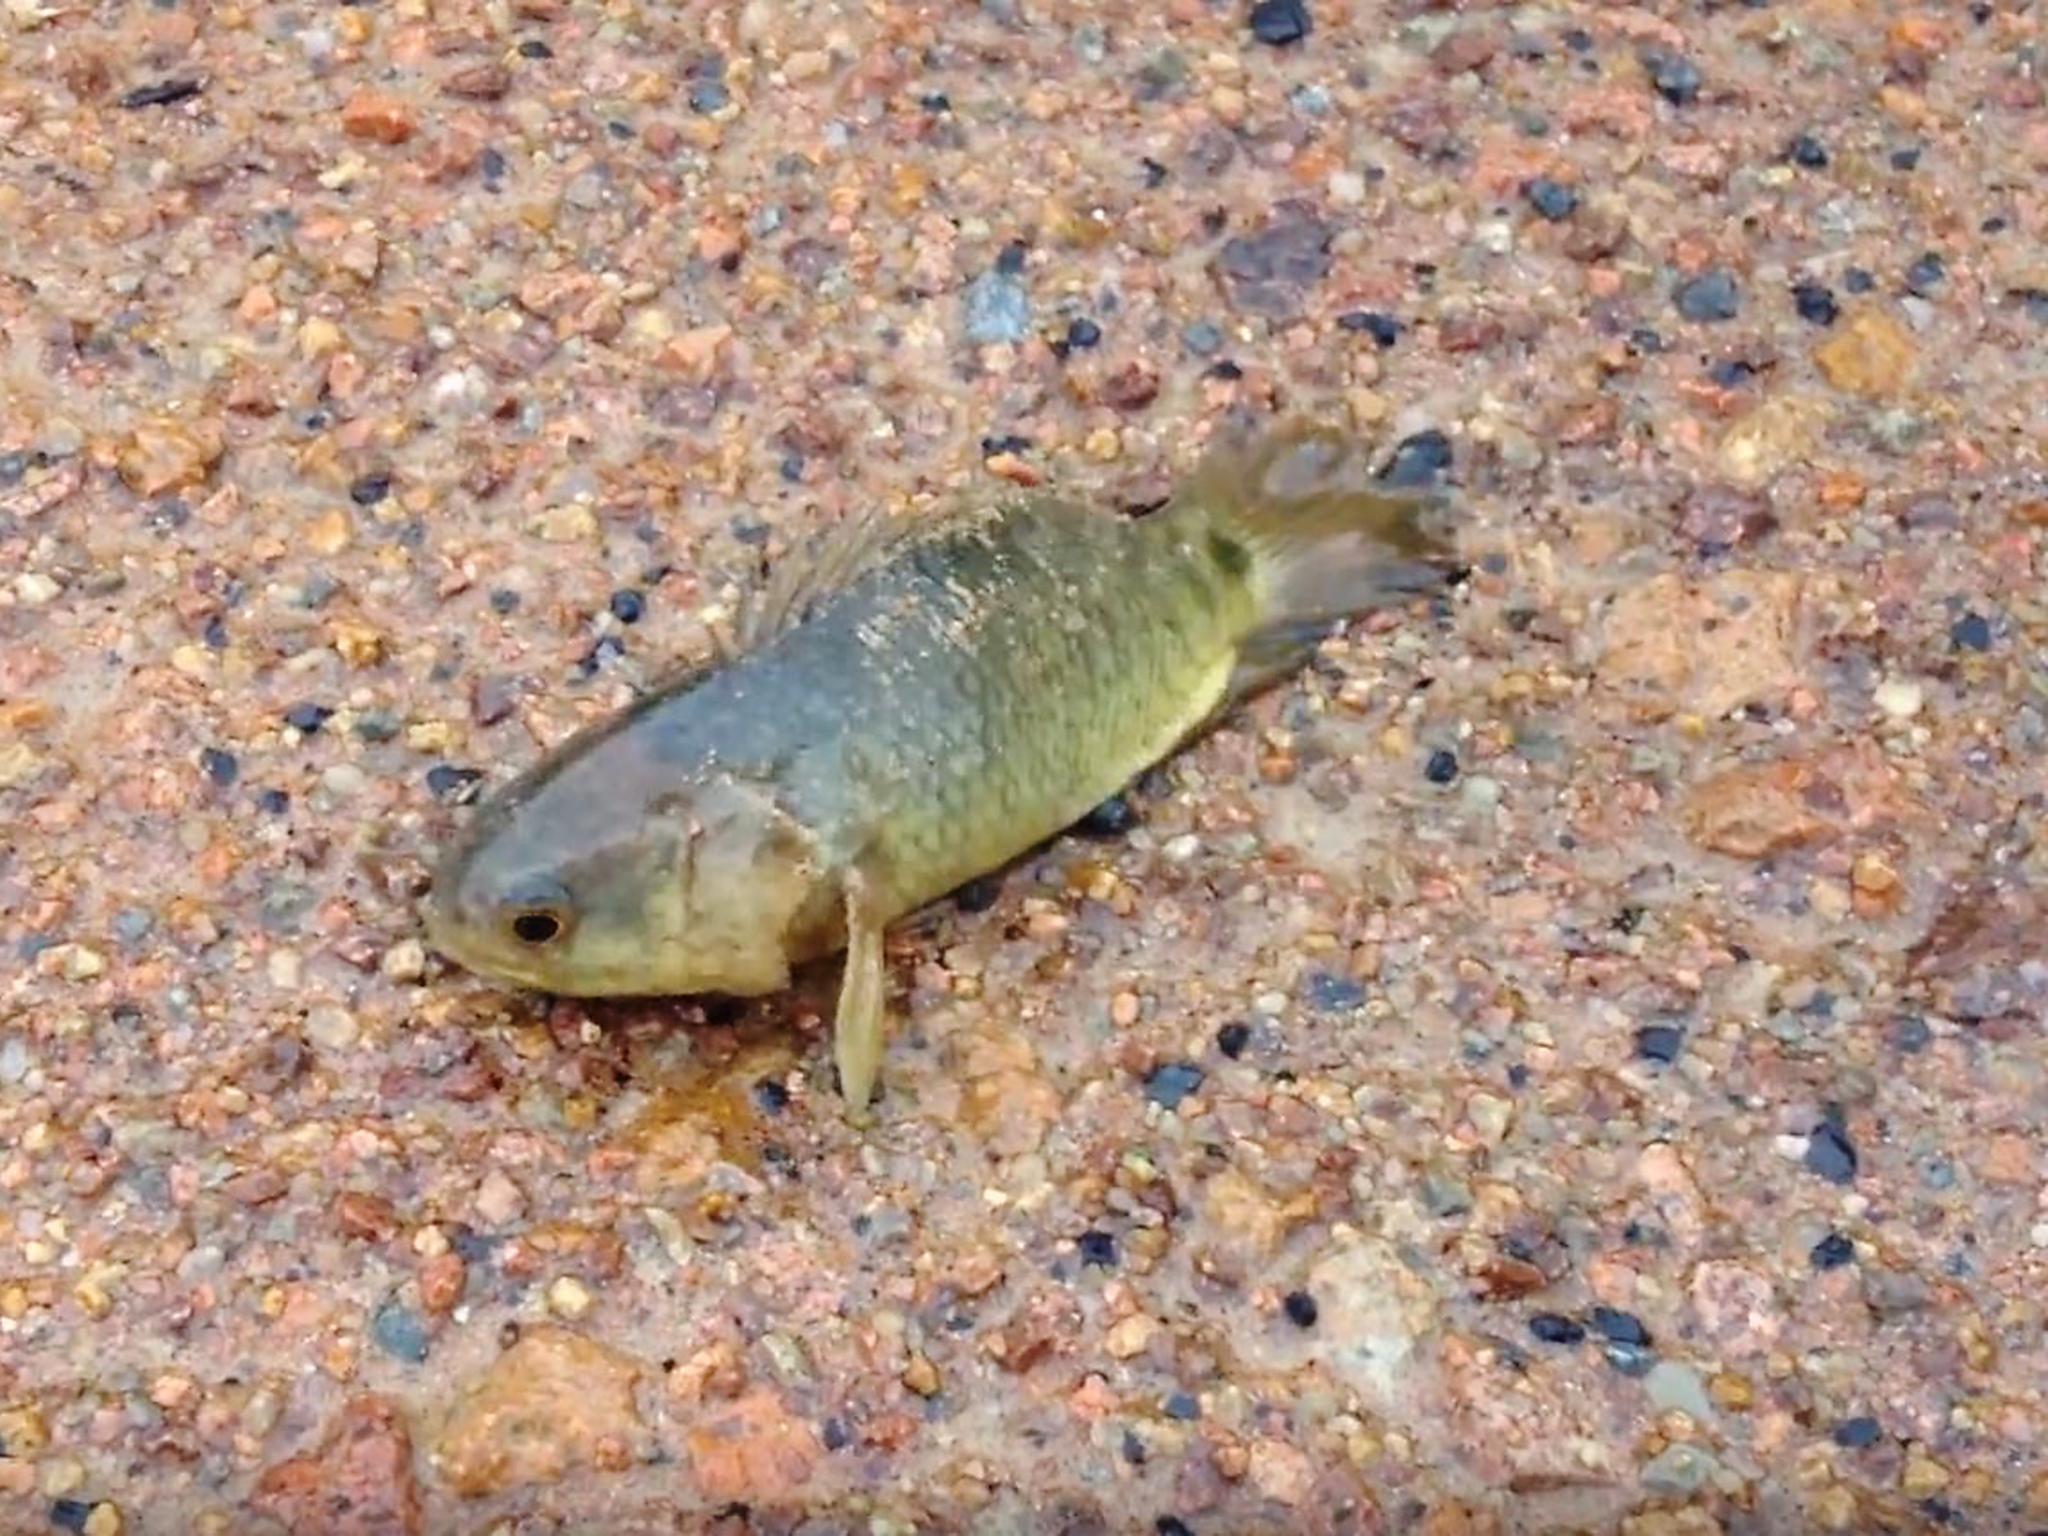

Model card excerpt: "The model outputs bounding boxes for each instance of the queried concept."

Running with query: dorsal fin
[734,498,995,651]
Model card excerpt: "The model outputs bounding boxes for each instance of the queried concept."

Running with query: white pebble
[1873,677,1924,720]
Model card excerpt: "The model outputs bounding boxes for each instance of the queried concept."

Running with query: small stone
[83,1505,122,1536]
[1681,761,1834,860]
[1787,132,1830,167]
[425,764,484,802]
[1873,677,1924,719]
[683,1387,823,1505]
[1249,0,1310,46]
[474,1170,526,1227]
[1640,48,1703,105]
[1378,429,1453,488]
[117,417,223,497]
[1901,1449,1951,1499]
[1105,1314,1158,1359]
[1523,177,1577,221]
[1645,1360,1716,1422]
[372,1302,431,1364]
[1302,972,1365,1012]
[1144,1061,1205,1110]
[342,89,416,144]
[1806,1121,1857,1183]
[1793,281,1840,326]
[434,1327,651,1496]
[1590,1307,1650,1347]
[1834,1415,1883,1448]
[1814,307,1918,398]
[285,702,333,733]
[305,1006,360,1052]
[443,63,512,101]
[1635,1024,1684,1064]
[1811,1232,1855,1269]
[1215,1021,1251,1058]
[1215,204,1333,319]
[1673,269,1740,322]
[379,940,427,983]
[1282,1291,1318,1328]
[962,268,1031,345]
[1949,612,1992,652]
[256,1396,423,1536]
[419,1253,467,1315]
[1336,310,1403,347]
[901,1354,942,1395]
[1424,749,1459,785]
[1529,1313,1585,1345]
[547,1276,592,1319]
[1078,1230,1119,1267]
[1641,1442,1720,1495]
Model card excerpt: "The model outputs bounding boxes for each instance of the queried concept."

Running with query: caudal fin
[1179,419,1461,696]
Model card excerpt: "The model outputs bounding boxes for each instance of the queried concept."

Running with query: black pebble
[1707,358,1757,388]
[1589,1306,1650,1347]
[1950,612,1992,652]
[0,451,25,485]
[1336,310,1403,347]
[1523,177,1578,221]
[489,588,520,615]
[821,1417,851,1451]
[1215,1021,1252,1058]
[1634,1024,1684,1064]
[349,473,391,506]
[1627,327,1665,355]
[481,146,508,181]
[1787,133,1829,168]
[425,764,483,802]
[1078,1229,1119,1267]
[1065,316,1103,351]
[1805,1122,1858,1185]
[518,38,552,57]
[1424,749,1459,785]
[50,1500,91,1534]
[1833,1415,1882,1449]
[1904,252,1946,294]
[1141,157,1169,188]
[1889,145,1921,171]
[995,240,1029,276]
[1810,1231,1855,1270]
[200,746,239,786]
[284,702,332,733]
[1378,429,1453,488]
[753,1077,791,1114]
[1793,281,1839,326]
[119,78,203,109]
[609,589,645,623]
[1076,794,1138,838]
[1529,1312,1586,1345]
[1673,269,1740,322]
[1156,1519,1196,1536]
[256,788,290,815]
[1249,0,1311,47]
[1282,1290,1319,1328]
[1891,1014,1933,1053]
[1144,1061,1206,1110]
[1163,1391,1201,1420]
[1844,266,1875,293]
[1641,48,1702,105]
[918,91,951,113]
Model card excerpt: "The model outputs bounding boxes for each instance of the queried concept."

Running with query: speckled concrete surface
[3,0,2046,1531]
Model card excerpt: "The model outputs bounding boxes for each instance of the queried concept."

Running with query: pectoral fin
[832,876,888,1123]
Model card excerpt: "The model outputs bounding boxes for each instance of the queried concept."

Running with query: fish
[424,419,1459,1118]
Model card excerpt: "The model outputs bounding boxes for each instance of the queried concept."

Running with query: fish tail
[1181,419,1461,695]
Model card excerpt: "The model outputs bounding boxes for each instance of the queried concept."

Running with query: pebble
[474,1170,527,1227]
[1528,1313,1585,1345]
[1673,270,1740,322]
[1805,1121,1858,1184]
[1640,48,1703,106]
[1645,1360,1716,1422]
[1635,1024,1684,1064]
[1873,677,1924,719]
[546,1276,593,1320]
[1640,1442,1720,1495]
[1282,1291,1318,1328]
[371,1301,432,1364]
[1144,1061,1205,1110]
[304,1006,360,1052]
[1813,307,1918,398]
[435,1328,650,1495]
[1793,281,1840,326]
[1833,1415,1883,1448]
[1302,972,1365,1013]
[962,268,1032,345]
[1950,611,1992,651]
[1810,1231,1856,1269]
[1590,1307,1650,1347]
[1336,310,1403,347]
[1379,429,1453,488]
[1249,0,1310,47]
[1523,178,1577,221]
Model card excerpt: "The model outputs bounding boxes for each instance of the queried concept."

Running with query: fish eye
[510,909,564,946]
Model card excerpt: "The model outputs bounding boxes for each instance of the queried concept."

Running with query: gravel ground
[3,0,2047,1531]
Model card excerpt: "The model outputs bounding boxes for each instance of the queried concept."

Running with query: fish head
[425,731,818,998]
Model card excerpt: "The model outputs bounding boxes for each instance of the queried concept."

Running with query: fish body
[426,422,1457,1114]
